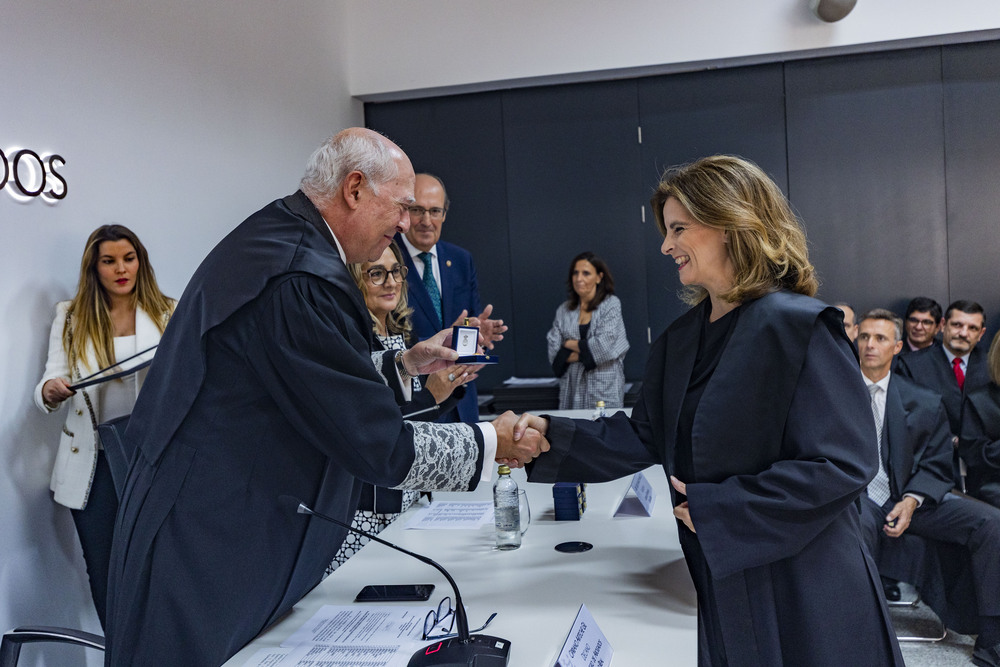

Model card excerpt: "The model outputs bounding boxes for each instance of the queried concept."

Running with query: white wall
[346,0,1000,99]
[1,1,357,663]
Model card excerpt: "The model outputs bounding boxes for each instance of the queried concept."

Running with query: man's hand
[492,411,549,468]
[403,330,460,376]
[670,476,696,533]
[884,497,918,538]
[42,378,75,408]
[454,304,508,350]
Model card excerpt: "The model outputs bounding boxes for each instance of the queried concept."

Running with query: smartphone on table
[354,584,435,602]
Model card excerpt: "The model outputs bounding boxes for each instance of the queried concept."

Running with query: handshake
[489,411,551,468]
[404,311,550,467]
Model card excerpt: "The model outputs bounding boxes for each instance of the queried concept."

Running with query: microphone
[279,495,511,666]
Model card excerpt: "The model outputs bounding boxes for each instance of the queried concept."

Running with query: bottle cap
[497,464,511,475]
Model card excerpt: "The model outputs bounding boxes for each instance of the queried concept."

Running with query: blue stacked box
[552,482,586,521]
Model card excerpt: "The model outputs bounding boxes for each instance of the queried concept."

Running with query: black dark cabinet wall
[786,48,949,318]
[366,40,1000,388]
[501,80,647,381]
[942,42,1000,306]
[637,64,789,339]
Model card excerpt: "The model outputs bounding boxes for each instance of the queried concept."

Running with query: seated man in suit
[898,299,990,487]
[833,302,858,343]
[899,296,943,356]
[396,173,505,423]
[857,309,1000,667]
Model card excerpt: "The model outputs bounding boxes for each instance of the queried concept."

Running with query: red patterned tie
[953,356,966,391]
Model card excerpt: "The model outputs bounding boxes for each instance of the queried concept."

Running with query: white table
[225,414,698,666]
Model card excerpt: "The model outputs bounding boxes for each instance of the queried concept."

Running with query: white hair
[300,130,399,203]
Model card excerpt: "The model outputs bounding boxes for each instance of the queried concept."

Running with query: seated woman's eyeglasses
[366,265,408,286]
[408,206,447,221]
[422,596,498,641]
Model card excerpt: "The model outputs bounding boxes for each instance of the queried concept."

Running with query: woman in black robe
[961,331,1000,509]
[517,155,903,666]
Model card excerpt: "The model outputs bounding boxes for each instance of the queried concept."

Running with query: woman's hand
[425,364,478,403]
[670,476,695,533]
[42,378,75,408]
[563,339,581,354]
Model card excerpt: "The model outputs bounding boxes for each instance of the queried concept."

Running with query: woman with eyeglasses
[515,156,904,665]
[327,241,474,571]
[33,224,174,628]
[547,251,629,410]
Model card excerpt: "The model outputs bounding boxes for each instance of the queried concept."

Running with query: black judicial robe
[961,382,1000,507]
[529,291,903,667]
[105,191,484,666]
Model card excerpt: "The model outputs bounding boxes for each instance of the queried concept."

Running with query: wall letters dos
[1,147,67,202]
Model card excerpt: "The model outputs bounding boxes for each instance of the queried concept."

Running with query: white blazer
[34,301,167,509]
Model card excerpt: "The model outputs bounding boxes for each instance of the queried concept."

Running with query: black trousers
[70,450,117,629]
[860,492,1000,639]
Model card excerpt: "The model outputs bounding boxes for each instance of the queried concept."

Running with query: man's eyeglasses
[408,206,447,221]
[422,596,498,641]
[365,265,408,286]
[907,316,937,328]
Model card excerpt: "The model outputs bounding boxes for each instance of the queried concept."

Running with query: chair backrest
[0,626,104,667]
[96,414,132,499]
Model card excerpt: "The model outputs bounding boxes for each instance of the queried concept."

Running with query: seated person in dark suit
[857,309,1000,667]
[899,296,943,356]
[833,302,858,343]
[898,299,990,486]
[962,330,1000,509]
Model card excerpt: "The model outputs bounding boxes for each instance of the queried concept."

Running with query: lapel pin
[446,260,452,267]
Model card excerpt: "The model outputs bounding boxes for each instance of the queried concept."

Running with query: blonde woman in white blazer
[34,224,173,628]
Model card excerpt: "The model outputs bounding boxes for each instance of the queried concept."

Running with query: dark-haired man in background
[899,296,943,357]
[899,300,990,488]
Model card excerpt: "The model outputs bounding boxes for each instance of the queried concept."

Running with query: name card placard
[556,604,613,667]
[613,471,656,517]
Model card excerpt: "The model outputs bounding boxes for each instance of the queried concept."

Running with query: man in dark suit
[899,300,989,432]
[898,296,943,357]
[396,173,505,423]
[898,300,990,487]
[104,129,545,666]
[857,309,1000,667]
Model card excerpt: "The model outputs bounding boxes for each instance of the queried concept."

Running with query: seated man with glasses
[898,296,944,357]
[396,173,507,424]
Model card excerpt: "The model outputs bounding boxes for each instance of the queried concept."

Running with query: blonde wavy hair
[651,155,818,306]
[348,241,414,341]
[65,224,173,372]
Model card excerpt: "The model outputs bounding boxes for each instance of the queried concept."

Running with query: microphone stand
[282,496,510,666]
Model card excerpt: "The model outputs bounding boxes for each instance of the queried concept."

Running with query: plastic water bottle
[493,465,521,550]
[592,400,607,420]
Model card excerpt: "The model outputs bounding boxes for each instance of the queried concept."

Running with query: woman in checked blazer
[547,251,629,409]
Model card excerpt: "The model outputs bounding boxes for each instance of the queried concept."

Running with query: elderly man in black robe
[104,128,546,666]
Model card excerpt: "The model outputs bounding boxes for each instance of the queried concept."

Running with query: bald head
[405,173,450,252]
[300,128,411,204]
[302,128,416,263]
